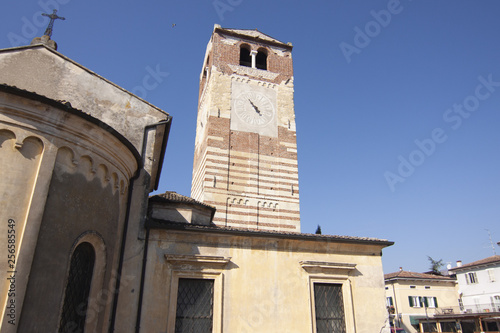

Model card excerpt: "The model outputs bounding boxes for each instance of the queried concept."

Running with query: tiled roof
[147,220,394,246]
[215,26,291,47]
[149,191,216,211]
[449,255,500,271]
[385,270,454,281]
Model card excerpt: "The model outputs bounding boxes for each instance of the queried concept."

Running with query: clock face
[234,91,275,127]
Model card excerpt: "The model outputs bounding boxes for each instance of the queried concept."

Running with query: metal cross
[41,9,65,38]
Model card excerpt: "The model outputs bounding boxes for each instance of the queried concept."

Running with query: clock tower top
[199,25,294,99]
[192,25,300,232]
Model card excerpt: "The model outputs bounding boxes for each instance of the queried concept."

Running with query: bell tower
[191,25,300,231]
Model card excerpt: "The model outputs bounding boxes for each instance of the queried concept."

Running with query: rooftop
[149,191,216,212]
[449,255,500,271]
[385,270,455,281]
[147,218,394,247]
[214,24,292,48]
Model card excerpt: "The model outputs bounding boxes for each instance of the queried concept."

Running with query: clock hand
[248,99,262,115]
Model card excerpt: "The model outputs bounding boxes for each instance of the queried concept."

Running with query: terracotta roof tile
[449,255,500,271]
[147,220,394,246]
[385,270,454,281]
[149,191,216,211]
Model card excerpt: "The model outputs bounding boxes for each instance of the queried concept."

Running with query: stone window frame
[165,255,231,333]
[300,261,357,333]
[58,231,107,333]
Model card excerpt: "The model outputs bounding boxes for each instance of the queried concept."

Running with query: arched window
[256,49,267,70]
[239,45,251,67]
[59,242,95,333]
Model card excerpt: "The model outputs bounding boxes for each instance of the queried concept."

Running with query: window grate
[59,242,95,333]
[314,283,347,333]
[175,278,214,333]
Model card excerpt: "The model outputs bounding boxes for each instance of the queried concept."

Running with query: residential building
[450,256,500,313]
[385,270,459,333]
[439,256,500,332]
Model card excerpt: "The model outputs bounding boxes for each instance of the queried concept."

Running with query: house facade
[385,270,459,333]
[438,256,500,332]
[450,256,500,314]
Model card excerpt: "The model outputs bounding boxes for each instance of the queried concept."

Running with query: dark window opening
[239,46,251,67]
[314,283,347,333]
[175,278,214,332]
[203,56,210,78]
[256,50,267,70]
[59,242,95,333]
[440,321,458,332]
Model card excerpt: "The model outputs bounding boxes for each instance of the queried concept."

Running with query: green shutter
[422,297,429,307]
[434,297,438,308]
[409,296,414,307]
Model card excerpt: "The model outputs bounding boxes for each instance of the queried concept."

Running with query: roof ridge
[147,220,394,245]
[449,255,500,271]
[149,191,216,210]
[214,26,290,47]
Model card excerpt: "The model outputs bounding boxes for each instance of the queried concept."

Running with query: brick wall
[192,28,301,232]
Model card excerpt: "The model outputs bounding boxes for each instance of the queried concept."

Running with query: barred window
[175,278,214,333]
[59,242,95,333]
[314,283,347,333]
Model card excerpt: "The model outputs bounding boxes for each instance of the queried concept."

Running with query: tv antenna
[486,229,496,255]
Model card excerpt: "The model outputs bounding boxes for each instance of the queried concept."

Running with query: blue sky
[2,1,500,274]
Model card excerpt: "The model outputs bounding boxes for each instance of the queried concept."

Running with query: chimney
[456,260,462,267]
[399,267,403,272]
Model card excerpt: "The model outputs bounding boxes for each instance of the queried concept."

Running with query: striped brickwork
[192,26,300,232]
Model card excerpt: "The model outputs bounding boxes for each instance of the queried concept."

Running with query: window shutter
[434,297,438,308]
[421,297,428,308]
[409,296,414,307]
[488,269,495,282]
[465,273,470,284]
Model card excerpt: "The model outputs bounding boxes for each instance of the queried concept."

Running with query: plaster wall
[140,230,389,333]
[0,91,138,332]
[456,264,500,309]
[0,46,168,181]
[385,279,459,333]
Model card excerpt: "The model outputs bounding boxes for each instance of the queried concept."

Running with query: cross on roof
[41,9,65,38]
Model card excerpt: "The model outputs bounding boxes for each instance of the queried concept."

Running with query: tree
[315,225,322,235]
[427,256,444,274]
